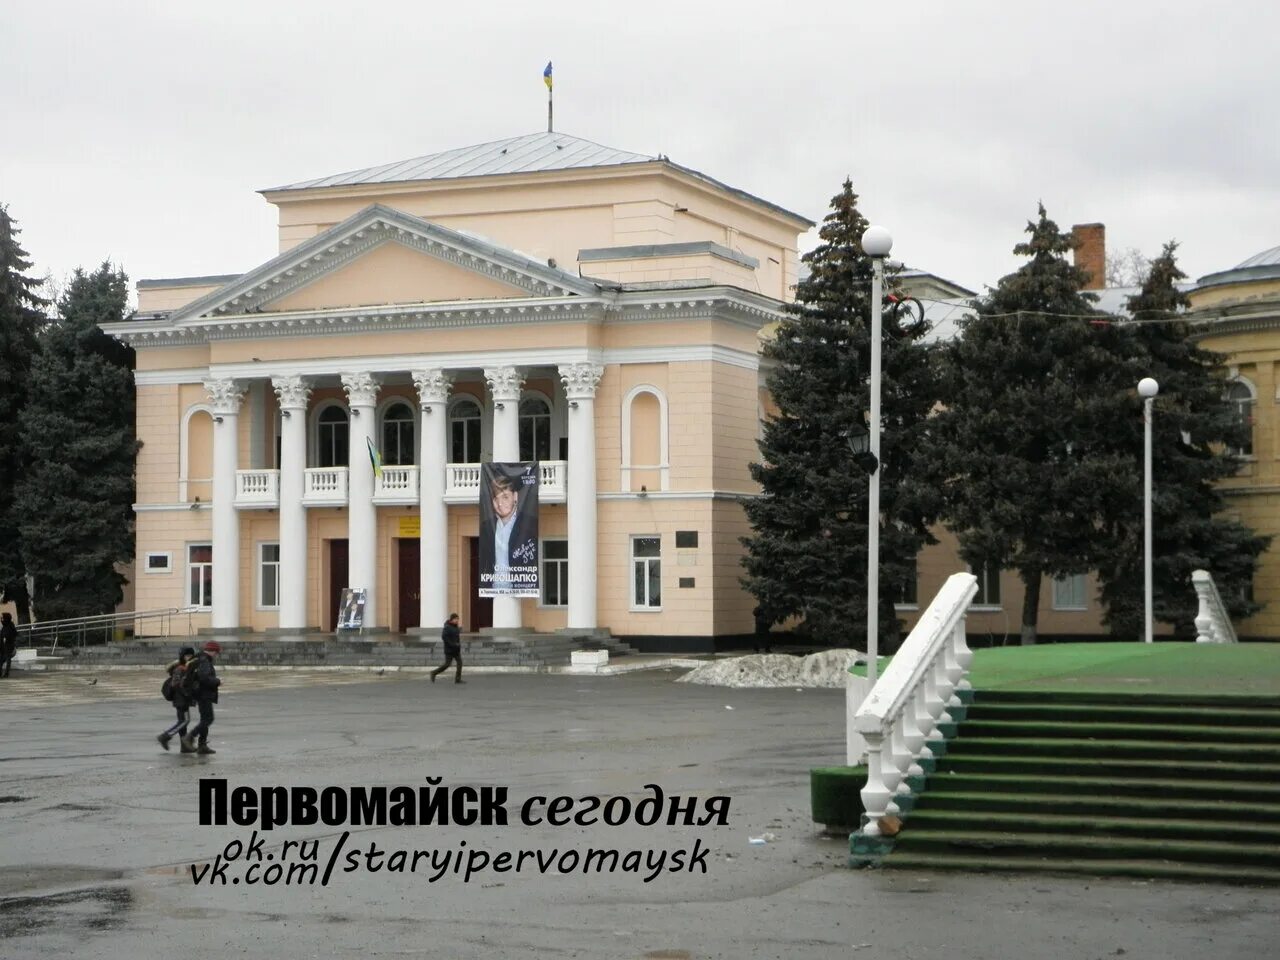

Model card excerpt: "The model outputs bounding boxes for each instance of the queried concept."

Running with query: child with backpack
[157,646,197,752]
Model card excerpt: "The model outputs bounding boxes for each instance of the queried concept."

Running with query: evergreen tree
[1096,242,1269,636]
[0,205,47,622]
[929,205,1133,644]
[16,262,138,621]
[741,180,939,647]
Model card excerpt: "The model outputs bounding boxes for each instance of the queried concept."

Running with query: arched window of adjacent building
[381,401,416,466]
[449,396,482,463]
[621,384,669,492]
[316,404,350,468]
[1225,379,1255,457]
[519,396,552,462]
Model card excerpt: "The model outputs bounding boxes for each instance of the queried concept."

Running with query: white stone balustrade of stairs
[854,572,978,838]
[1192,569,1238,644]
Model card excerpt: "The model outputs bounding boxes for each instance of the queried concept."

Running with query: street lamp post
[861,225,892,684]
[1138,377,1159,644]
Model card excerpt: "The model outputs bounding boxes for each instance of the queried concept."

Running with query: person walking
[0,612,17,678]
[157,646,197,752]
[181,640,222,754]
[430,613,464,684]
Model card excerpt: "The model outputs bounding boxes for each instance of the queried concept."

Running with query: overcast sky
[5,1,1277,303]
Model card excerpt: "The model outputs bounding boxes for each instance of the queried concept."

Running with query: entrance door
[468,537,493,631]
[398,538,420,633]
[328,539,349,631]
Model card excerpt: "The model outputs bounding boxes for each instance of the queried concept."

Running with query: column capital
[559,363,605,400]
[272,375,312,411]
[412,368,454,406]
[341,372,379,407]
[204,378,246,415]
[484,366,524,404]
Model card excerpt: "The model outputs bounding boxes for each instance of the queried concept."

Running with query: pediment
[170,204,597,323]
[269,240,528,312]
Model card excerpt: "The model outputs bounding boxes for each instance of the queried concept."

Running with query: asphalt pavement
[0,668,1275,959]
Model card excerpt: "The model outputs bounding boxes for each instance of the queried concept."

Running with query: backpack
[161,663,188,702]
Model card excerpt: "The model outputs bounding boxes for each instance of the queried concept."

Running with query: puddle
[0,885,132,938]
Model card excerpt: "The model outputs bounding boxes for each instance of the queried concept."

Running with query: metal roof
[265,132,655,192]
[1237,244,1280,269]
[262,131,814,227]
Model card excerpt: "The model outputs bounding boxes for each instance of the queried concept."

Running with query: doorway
[398,538,420,633]
[468,537,492,631]
[327,539,349,631]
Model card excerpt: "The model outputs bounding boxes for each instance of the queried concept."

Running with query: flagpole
[547,88,553,133]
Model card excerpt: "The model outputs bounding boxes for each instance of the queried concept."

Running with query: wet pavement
[1,668,1276,958]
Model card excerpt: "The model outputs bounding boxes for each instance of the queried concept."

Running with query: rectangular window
[1052,574,1087,611]
[971,562,1002,607]
[896,563,919,607]
[188,544,213,608]
[631,536,662,609]
[540,539,568,607]
[259,542,281,609]
[144,552,173,574]
[675,531,699,549]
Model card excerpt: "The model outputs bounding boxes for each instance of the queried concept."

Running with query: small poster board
[336,588,367,632]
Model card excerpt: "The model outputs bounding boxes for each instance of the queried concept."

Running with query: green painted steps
[964,702,1280,728]
[878,852,1280,886]
[946,736,1278,764]
[874,690,1280,882]
[914,791,1280,824]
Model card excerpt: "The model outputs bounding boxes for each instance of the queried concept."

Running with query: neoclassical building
[1189,244,1280,639]
[104,132,812,645]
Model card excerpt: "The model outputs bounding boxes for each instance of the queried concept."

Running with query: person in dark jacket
[181,640,222,754]
[0,612,17,678]
[157,646,197,752]
[430,613,464,683]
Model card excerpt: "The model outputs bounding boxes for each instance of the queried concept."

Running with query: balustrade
[234,470,280,507]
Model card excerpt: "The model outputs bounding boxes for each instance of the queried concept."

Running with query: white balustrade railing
[444,461,567,502]
[854,571,977,837]
[235,469,280,507]
[1192,569,1238,643]
[373,465,419,503]
[303,467,349,505]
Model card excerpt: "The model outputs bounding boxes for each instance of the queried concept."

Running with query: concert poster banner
[478,462,540,598]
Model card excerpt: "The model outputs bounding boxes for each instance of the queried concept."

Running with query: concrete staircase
[53,632,638,669]
[883,690,1280,884]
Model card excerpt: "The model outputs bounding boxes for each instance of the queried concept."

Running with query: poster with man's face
[478,462,539,597]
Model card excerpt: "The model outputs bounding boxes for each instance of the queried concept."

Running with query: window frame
[1051,573,1088,611]
[188,543,213,610]
[380,401,417,467]
[630,535,663,611]
[144,551,174,575]
[1225,378,1256,458]
[258,541,281,610]
[449,396,483,464]
[970,562,1002,609]
[538,538,569,608]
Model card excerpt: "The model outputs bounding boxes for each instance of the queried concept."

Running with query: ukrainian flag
[366,436,383,479]
[543,61,553,91]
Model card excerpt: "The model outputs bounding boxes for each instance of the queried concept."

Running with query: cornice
[1188,307,1280,340]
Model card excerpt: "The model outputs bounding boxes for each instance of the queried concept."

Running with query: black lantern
[844,422,879,476]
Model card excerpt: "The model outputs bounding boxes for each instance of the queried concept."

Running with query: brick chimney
[1071,223,1106,290]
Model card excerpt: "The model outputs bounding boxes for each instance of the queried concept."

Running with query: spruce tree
[741,180,939,647]
[929,205,1133,644]
[1096,242,1269,636]
[16,262,138,621]
[0,205,47,622]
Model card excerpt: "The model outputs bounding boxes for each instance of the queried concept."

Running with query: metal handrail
[14,607,196,649]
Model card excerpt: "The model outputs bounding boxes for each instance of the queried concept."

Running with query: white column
[342,373,380,629]
[559,363,603,630]
[485,366,524,630]
[205,378,245,630]
[413,369,452,629]
[273,376,311,630]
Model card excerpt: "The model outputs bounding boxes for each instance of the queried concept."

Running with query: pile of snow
[677,649,865,688]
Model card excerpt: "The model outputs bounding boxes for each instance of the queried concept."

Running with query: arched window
[450,397,482,464]
[317,406,349,467]
[519,396,552,461]
[1226,380,1255,457]
[382,402,416,466]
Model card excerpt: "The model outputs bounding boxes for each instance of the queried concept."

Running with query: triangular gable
[170,204,598,322]
[270,241,528,312]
